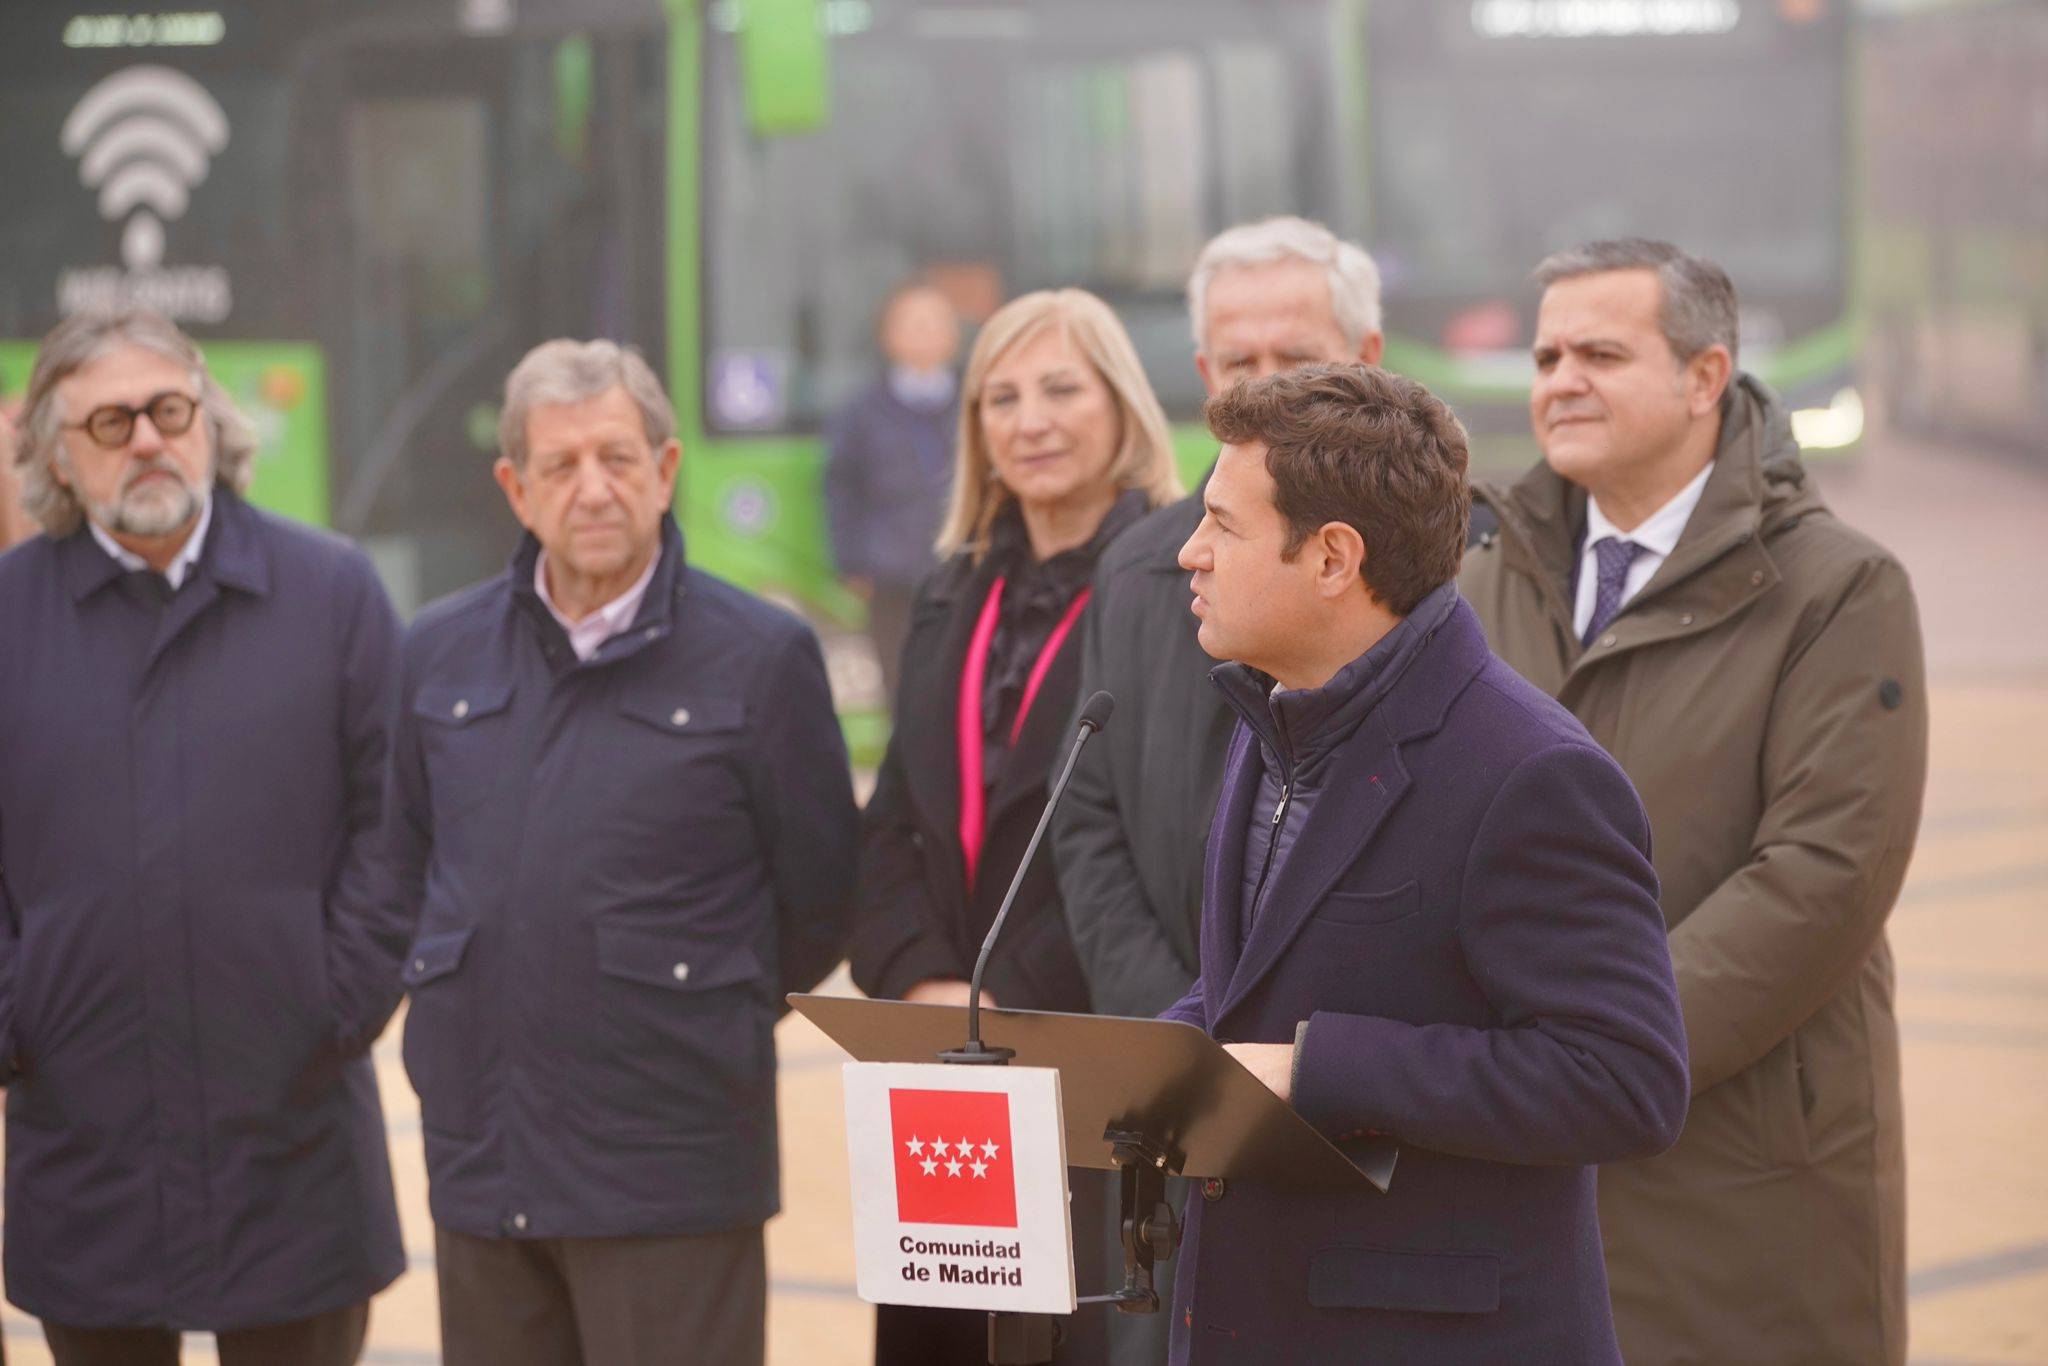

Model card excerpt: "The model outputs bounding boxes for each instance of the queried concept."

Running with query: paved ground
[3,431,2043,1364]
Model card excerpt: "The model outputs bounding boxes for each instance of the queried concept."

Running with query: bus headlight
[1791,387,1864,451]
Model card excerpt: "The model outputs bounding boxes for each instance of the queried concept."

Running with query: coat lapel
[894,559,986,887]
[1214,726,1413,1023]
[1210,603,1489,1026]
[1197,720,1259,1024]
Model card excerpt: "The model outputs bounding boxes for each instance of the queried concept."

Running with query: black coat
[1051,491,1234,1018]
[848,550,1095,1013]
[387,518,857,1239]
[0,490,406,1329]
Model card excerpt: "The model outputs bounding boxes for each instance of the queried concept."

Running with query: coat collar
[507,515,689,670]
[59,483,270,604]
[1204,594,1491,1024]
[1208,580,1459,782]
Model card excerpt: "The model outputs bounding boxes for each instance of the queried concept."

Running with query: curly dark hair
[1203,363,1470,615]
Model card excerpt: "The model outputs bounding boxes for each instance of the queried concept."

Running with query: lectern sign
[844,1063,1075,1313]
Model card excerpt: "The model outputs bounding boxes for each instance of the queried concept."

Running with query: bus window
[698,0,1346,431]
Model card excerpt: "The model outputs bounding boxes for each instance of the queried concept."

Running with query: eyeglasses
[64,391,199,449]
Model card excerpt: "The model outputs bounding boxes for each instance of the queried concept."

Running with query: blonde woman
[848,288,1179,1364]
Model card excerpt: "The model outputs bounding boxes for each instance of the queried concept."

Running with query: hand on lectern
[1223,1041,1296,1103]
[903,979,999,1011]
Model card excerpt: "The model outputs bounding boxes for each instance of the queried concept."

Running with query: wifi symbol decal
[61,65,230,273]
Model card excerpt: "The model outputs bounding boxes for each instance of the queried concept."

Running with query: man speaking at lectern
[1160,364,1689,1363]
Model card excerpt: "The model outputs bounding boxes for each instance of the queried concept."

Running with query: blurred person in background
[848,288,1181,1363]
[386,339,857,1366]
[1461,239,1928,1365]
[1051,215,1386,1366]
[0,309,405,1364]
[824,279,963,703]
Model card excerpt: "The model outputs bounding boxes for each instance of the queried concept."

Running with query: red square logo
[889,1088,1018,1228]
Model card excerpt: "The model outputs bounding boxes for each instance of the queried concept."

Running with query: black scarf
[977,489,1148,787]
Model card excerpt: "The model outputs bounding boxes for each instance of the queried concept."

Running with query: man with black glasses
[0,309,406,1364]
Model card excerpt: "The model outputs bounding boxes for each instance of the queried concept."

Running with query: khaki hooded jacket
[1459,375,1928,1365]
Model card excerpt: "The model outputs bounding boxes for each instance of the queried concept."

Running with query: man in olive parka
[1460,240,1927,1366]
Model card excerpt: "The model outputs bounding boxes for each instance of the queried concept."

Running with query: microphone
[944,691,1115,1064]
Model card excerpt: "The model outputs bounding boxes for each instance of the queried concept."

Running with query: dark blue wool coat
[1160,595,1689,1365]
[0,489,407,1330]
[386,517,857,1240]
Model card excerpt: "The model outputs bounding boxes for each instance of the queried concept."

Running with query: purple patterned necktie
[1581,536,1645,647]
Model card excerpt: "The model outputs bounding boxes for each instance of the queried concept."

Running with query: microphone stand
[937,694,1112,1364]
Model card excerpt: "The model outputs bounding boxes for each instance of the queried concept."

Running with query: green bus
[1,0,1862,743]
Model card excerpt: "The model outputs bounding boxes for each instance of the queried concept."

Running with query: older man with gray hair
[1056,216,1386,1023]
[0,308,406,1364]
[387,337,857,1366]
[1051,216,1384,1366]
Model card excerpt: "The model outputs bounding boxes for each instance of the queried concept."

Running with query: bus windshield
[700,0,1349,430]
[1365,0,1848,357]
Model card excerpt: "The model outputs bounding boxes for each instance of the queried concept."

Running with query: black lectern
[790,995,1398,1361]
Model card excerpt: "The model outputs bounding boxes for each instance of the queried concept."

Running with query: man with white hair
[1052,217,1383,1365]
[0,309,406,1363]
[387,338,858,1365]
[1056,217,1385,1018]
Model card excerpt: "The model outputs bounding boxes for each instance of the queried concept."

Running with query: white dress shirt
[1571,462,1714,640]
[535,547,661,661]
[88,495,213,590]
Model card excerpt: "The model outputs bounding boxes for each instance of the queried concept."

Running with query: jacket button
[671,707,690,727]
[1600,633,1617,648]
[1679,612,1696,626]
[505,1212,529,1233]
[672,962,690,982]
[1751,570,1765,586]
[412,958,426,973]
[1201,1177,1226,1202]
[452,699,470,719]
[643,627,659,641]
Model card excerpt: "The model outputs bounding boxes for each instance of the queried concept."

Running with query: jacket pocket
[1754,1032,1813,1167]
[401,926,480,1136]
[614,694,746,740]
[1312,882,1422,928]
[596,695,754,848]
[587,925,767,1136]
[1305,1244,1500,1315]
[413,682,515,824]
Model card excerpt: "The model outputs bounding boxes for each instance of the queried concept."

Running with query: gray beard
[93,473,203,538]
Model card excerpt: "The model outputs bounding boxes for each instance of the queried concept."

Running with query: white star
[920,1157,938,1177]
[970,1160,989,1179]
[980,1140,999,1160]
[945,1158,964,1178]
[905,1135,924,1157]
[931,1139,950,1157]
[957,1137,973,1158]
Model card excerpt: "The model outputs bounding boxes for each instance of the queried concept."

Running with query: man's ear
[1686,344,1734,418]
[1194,351,1215,395]
[1315,521,1368,599]
[657,437,682,493]
[492,456,532,530]
[1358,331,1386,367]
